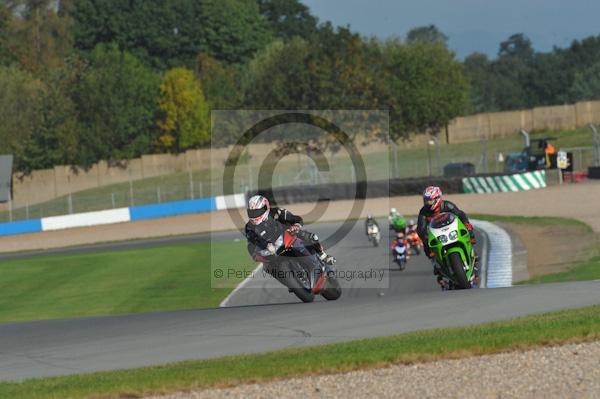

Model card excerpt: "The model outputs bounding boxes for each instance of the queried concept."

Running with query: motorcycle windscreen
[430,212,455,229]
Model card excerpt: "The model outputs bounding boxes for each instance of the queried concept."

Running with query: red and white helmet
[247,195,270,225]
[423,186,443,214]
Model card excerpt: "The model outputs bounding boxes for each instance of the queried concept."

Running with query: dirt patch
[498,222,598,279]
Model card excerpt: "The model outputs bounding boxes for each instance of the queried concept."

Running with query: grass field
[0,305,598,399]
[0,240,254,324]
[3,126,596,223]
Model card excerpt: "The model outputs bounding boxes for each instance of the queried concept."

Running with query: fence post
[68,193,73,214]
[111,193,116,208]
[189,170,194,200]
[591,124,600,167]
[157,186,161,203]
[129,174,134,206]
[8,191,12,222]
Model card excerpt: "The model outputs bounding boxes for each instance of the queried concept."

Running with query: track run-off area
[0,219,599,382]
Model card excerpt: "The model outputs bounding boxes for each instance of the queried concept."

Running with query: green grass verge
[524,255,600,284]
[0,241,254,324]
[472,213,594,232]
[1,305,599,399]
[473,214,600,283]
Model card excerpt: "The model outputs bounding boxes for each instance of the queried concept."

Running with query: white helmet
[390,207,397,215]
[247,195,270,225]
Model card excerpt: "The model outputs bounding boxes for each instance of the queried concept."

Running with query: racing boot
[319,251,336,266]
[436,275,450,290]
[430,256,442,276]
[313,241,336,266]
[472,254,480,285]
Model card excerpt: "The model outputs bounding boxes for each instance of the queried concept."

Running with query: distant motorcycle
[392,240,408,271]
[407,231,423,255]
[367,224,381,247]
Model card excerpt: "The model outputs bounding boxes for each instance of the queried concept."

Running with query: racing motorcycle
[407,231,423,255]
[392,239,408,270]
[269,228,342,303]
[367,224,381,247]
[427,212,476,290]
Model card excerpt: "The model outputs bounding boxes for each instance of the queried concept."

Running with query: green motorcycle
[427,212,476,290]
[390,215,407,233]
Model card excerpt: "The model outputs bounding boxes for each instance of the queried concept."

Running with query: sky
[301,0,600,59]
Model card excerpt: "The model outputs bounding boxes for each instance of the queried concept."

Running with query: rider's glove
[288,223,301,232]
[257,243,276,258]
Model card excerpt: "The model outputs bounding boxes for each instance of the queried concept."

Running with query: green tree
[74,43,160,165]
[6,0,74,74]
[20,59,82,171]
[379,40,470,139]
[568,61,600,101]
[72,0,204,69]
[242,37,317,108]
[258,0,318,40]
[406,25,448,46]
[0,4,16,66]
[198,0,272,64]
[463,52,492,113]
[157,67,209,151]
[0,65,45,171]
[196,53,242,109]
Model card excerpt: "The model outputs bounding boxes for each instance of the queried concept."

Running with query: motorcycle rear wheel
[321,277,342,300]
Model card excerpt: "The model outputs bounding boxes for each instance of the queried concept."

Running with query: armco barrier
[41,208,131,231]
[462,170,546,194]
[0,219,42,237]
[215,194,246,211]
[129,198,216,221]
[0,195,246,237]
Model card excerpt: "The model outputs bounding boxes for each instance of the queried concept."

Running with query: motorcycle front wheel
[449,252,469,289]
[321,276,342,300]
[283,262,315,303]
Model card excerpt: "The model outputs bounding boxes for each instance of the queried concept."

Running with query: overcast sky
[301,0,600,58]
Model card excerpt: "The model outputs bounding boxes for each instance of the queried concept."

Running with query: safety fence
[0,194,245,237]
[462,170,546,194]
[0,170,548,237]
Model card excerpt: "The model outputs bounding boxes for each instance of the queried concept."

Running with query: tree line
[0,0,598,173]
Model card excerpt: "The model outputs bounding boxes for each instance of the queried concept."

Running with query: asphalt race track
[0,220,599,381]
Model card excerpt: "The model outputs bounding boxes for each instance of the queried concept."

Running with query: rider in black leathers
[244,196,334,279]
[416,186,477,288]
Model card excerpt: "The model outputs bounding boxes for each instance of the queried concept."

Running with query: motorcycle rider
[389,208,407,233]
[365,214,380,236]
[391,231,409,257]
[406,219,422,254]
[245,195,336,275]
[407,219,417,235]
[416,186,477,288]
[391,231,410,267]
